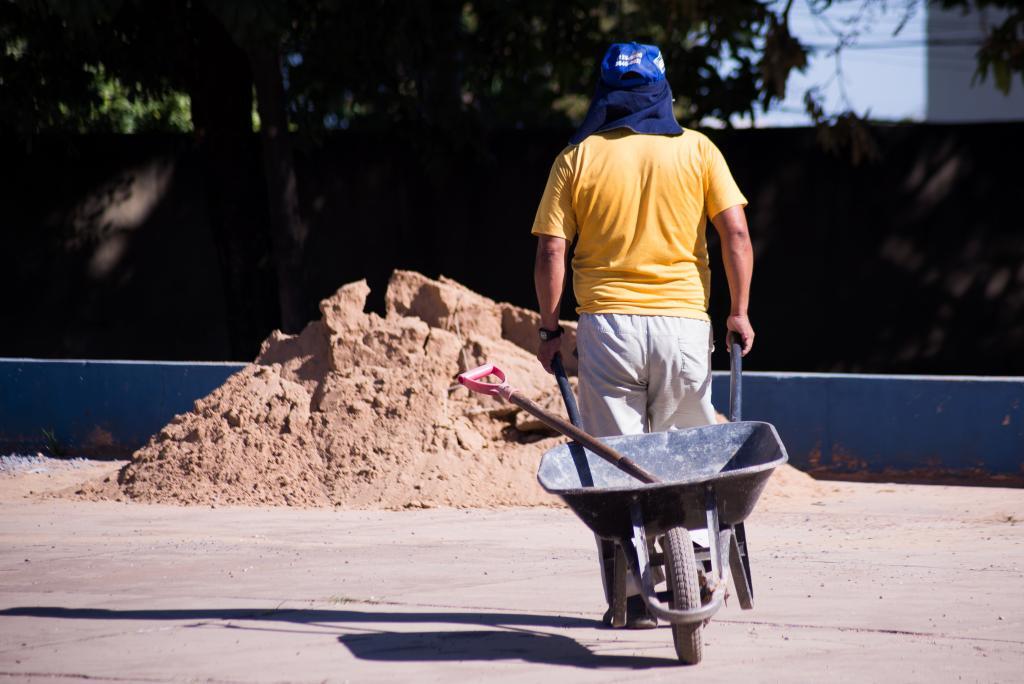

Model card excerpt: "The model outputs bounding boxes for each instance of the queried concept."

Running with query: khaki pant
[576,313,717,437]
[576,312,717,602]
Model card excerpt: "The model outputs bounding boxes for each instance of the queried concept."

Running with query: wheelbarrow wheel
[663,526,703,664]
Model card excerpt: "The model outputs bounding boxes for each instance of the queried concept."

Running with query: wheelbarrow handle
[551,353,583,428]
[728,334,742,423]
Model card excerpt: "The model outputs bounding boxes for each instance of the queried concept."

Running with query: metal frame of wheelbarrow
[458,338,785,664]
[549,342,755,631]
[533,417,786,663]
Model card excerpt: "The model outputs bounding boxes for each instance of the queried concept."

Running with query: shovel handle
[459,362,659,484]
[506,392,660,484]
[458,364,511,398]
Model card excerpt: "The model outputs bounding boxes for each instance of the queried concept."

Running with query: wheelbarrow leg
[729,522,754,610]
[704,486,738,600]
[597,537,628,626]
[610,544,628,627]
[598,537,616,604]
[705,486,722,585]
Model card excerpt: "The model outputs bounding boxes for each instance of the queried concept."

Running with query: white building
[741,2,1024,127]
[926,4,1024,122]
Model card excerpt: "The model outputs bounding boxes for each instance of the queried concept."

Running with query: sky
[721,0,1024,128]
[739,0,931,127]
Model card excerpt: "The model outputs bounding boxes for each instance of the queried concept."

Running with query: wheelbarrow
[457,337,788,664]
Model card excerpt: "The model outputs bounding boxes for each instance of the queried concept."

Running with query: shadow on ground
[0,606,680,669]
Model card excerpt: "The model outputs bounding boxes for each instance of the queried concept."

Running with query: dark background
[2,121,1022,374]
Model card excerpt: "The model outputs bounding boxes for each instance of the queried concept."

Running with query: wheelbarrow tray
[537,421,787,540]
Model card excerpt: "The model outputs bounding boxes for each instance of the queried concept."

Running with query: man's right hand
[537,338,562,373]
[726,314,755,356]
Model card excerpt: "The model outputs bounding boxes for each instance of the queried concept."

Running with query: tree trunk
[248,44,309,334]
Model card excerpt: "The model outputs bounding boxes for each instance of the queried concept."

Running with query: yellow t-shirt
[531,128,747,320]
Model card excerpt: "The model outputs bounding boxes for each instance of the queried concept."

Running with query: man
[530,42,755,628]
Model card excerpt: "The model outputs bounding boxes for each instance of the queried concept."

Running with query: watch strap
[539,326,564,341]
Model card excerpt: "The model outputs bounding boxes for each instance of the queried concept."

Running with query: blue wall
[711,372,1023,477]
[0,359,243,455]
[1,359,1021,478]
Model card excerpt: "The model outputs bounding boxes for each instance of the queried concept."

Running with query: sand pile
[84,269,811,509]
[113,271,579,508]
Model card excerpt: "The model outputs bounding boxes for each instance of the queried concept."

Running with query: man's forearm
[534,236,567,328]
[723,239,752,315]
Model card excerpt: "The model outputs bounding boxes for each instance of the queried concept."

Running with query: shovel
[458,333,745,485]
[458,362,661,484]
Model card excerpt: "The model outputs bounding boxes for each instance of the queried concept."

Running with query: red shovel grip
[457,364,510,397]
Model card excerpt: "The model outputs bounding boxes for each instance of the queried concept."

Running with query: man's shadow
[0,606,679,669]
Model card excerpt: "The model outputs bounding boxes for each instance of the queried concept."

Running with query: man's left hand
[726,314,755,356]
[537,338,562,373]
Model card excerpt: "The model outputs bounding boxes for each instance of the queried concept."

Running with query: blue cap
[600,43,667,88]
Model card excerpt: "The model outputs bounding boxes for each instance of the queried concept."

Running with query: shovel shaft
[505,391,661,484]
[457,362,661,485]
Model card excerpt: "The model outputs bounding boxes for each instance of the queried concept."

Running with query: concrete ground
[0,470,1021,683]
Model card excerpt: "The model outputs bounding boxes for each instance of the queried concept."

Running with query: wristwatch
[538,326,564,341]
